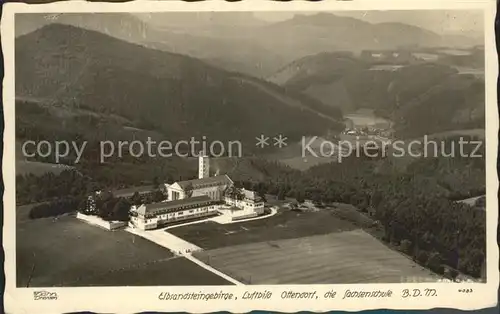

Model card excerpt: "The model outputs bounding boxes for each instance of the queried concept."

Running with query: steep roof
[175,175,232,191]
[137,195,214,216]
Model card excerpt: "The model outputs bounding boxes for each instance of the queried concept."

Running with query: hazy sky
[254,10,484,35]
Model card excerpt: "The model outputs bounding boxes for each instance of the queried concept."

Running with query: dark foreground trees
[91,192,132,222]
[28,197,81,219]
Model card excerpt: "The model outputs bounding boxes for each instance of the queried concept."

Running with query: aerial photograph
[14,10,486,287]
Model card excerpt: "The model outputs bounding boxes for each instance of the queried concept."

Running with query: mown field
[194,230,440,284]
[17,216,231,287]
[168,209,358,250]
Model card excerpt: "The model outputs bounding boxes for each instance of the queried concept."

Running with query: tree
[112,198,132,221]
[185,182,194,198]
[257,190,267,203]
[427,252,444,273]
[28,197,81,219]
[277,188,286,201]
[152,190,165,203]
[445,268,459,281]
[152,176,159,189]
[296,191,305,204]
[237,187,245,200]
[142,193,155,205]
[399,239,412,255]
[225,185,244,200]
[417,251,429,265]
[130,191,143,206]
[370,191,383,209]
[78,198,88,213]
[99,191,114,202]
[474,196,486,209]
[98,200,111,220]
[311,193,322,205]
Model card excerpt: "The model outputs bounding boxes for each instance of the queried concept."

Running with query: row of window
[146,203,215,217]
[228,200,264,207]
[142,206,217,223]
[245,202,264,207]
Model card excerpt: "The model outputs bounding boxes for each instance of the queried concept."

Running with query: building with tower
[198,151,210,179]
[129,154,265,230]
[166,175,233,201]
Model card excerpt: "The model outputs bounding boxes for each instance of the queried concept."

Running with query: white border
[2,0,498,313]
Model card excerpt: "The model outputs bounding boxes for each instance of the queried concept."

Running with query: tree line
[28,187,167,222]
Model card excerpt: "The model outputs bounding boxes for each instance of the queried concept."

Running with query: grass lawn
[17,216,231,287]
[194,230,440,284]
[169,209,358,250]
[67,257,232,286]
[17,203,44,223]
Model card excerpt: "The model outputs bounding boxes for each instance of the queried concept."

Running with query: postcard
[2,0,498,312]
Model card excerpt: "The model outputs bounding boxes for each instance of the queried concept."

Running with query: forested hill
[15,24,343,150]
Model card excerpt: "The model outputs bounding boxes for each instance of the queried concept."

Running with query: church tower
[198,151,210,179]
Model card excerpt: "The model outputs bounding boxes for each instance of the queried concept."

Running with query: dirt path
[125,227,201,253]
[124,227,243,285]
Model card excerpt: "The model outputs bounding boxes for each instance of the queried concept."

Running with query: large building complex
[129,154,265,230]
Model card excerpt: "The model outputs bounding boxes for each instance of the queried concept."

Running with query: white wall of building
[131,204,220,230]
[77,213,127,230]
[167,184,186,200]
[224,196,265,214]
[167,183,229,201]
